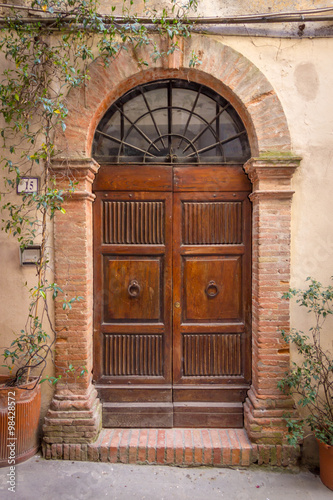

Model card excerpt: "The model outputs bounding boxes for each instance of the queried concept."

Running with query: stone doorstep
[43,428,301,467]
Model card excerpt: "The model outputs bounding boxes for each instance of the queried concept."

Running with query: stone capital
[244,155,301,192]
[50,157,100,200]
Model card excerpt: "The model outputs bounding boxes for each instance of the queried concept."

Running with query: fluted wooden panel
[103,201,164,244]
[104,334,163,376]
[183,334,242,376]
[183,202,242,244]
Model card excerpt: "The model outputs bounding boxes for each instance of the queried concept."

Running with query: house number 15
[17,177,39,194]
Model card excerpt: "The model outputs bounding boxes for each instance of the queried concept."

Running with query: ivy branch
[0,0,197,386]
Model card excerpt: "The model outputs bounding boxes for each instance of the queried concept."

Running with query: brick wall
[43,159,102,446]
[244,157,300,444]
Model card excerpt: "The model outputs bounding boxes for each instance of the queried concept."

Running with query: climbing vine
[0,0,197,386]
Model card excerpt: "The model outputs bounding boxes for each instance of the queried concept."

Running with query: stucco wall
[99,0,332,16]
[0,2,332,450]
[0,179,55,424]
[220,36,333,343]
[217,34,333,463]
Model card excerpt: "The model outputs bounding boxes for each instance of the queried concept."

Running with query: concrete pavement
[0,454,332,500]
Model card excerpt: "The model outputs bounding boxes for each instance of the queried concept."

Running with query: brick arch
[43,36,302,462]
[58,36,291,158]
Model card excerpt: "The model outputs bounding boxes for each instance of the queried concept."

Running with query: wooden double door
[93,164,251,428]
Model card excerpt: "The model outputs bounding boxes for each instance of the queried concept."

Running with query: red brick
[69,444,76,461]
[109,429,122,463]
[218,429,231,466]
[63,444,70,460]
[237,430,252,466]
[156,429,166,464]
[147,429,157,463]
[128,429,140,463]
[87,443,100,462]
[100,430,112,462]
[119,429,131,463]
[51,444,57,459]
[137,429,148,463]
[165,429,174,464]
[44,444,51,460]
[201,429,213,465]
[184,430,193,465]
[192,429,203,464]
[174,429,184,465]
[228,430,241,465]
[56,444,63,459]
[210,429,222,465]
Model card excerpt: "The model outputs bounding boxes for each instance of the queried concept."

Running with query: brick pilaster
[243,156,301,444]
[43,158,102,446]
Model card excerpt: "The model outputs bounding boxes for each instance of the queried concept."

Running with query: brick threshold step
[43,429,301,467]
[88,428,252,466]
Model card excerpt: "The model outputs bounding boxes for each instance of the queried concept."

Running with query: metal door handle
[205,280,219,298]
[128,280,141,298]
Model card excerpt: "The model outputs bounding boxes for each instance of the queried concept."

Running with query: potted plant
[278,277,333,490]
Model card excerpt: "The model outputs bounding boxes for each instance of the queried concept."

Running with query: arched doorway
[92,79,252,427]
[43,39,301,460]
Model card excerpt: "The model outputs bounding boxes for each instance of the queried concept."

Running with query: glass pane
[172,108,192,136]
[219,112,238,141]
[172,88,197,111]
[93,112,121,156]
[149,109,168,137]
[123,94,146,122]
[195,94,216,122]
[192,129,219,157]
[144,88,167,111]
[223,139,243,159]
[92,80,250,162]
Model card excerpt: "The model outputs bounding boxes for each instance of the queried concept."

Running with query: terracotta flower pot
[317,439,333,491]
[0,375,41,467]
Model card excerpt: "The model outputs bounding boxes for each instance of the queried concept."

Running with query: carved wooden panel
[183,256,242,321]
[94,167,251,428]
[103,201,164,244]
[183,202,242,245]
[183,333,242,376]
[103,256,162,322]
[104,334,163,376]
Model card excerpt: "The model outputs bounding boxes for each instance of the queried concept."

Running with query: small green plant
[278,277,333,446]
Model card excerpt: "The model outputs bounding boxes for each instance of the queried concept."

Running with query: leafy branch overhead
[278,277,333,446]
[0,0,197,387]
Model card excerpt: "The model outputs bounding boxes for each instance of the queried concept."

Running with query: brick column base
[43,384,102,446]
[244,386,297,445]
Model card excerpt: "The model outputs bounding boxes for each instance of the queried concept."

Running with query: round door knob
[205,280,220,298]
[128,280,141,298]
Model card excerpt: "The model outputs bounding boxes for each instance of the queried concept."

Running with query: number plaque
[17,177,39,194]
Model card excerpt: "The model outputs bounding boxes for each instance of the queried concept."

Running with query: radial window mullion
[92,79,250,163]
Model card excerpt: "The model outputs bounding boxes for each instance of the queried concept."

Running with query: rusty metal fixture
[128,279,141,298]
[205,280,220,298]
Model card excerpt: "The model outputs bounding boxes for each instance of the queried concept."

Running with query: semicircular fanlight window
[92,79,250,163]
